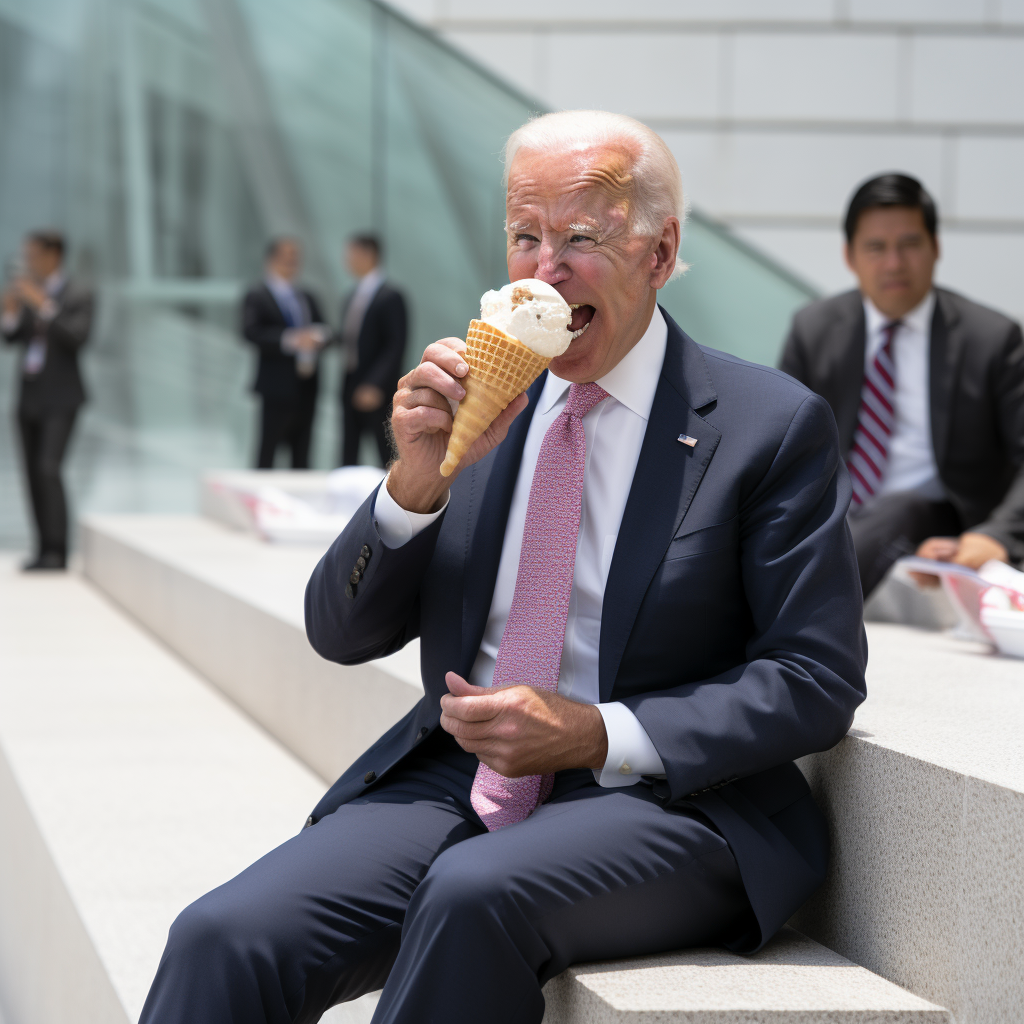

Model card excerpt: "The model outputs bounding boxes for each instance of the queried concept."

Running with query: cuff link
[619,762,632,775]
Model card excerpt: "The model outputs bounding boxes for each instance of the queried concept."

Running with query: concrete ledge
[0,552,944,1024]
[0,555,334,1024]
[795,625,1024,1023]
[78,514,1022,1022]
[543,928,948,1023]
[81,514,422,784]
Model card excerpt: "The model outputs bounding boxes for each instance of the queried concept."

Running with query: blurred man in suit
[2,230,93,571]
[340,234,407,466]
[242,237,330,469]
[780,174,1024,597]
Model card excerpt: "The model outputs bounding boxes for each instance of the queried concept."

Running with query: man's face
[23,240,60,281]
[346,243,378,279]
[269,240,302,281]
[845,206,939,320]
[505,144,678,383]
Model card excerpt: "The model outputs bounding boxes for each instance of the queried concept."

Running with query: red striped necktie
[847,320,900,506]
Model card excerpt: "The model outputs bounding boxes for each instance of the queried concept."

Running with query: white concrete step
[80,513,423,786]
[78,513,1024,1021]
[0,551,947,1024]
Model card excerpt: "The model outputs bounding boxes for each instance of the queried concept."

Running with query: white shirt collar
[864,290,935,344]
[265,272,296,297]
[354,267,384,299]
[538,305,668,420]
[44,269,66,297]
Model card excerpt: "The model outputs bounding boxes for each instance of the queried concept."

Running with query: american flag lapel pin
[677,434,698,448]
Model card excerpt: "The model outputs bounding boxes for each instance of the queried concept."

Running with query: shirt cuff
[0,311,19,334]
[36,298,58,321]
[593,702,667,788]
[372,472,448,549]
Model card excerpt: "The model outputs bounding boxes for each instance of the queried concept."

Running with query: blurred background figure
[242,238,331,470]
[1,230,94,571]
[339,234,407,467]
[780,175,1024,598]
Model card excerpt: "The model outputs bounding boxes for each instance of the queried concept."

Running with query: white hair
[504,109,689,277]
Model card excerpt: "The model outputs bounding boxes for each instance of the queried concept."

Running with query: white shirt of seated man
[374,306,669,787]
[381,128,685,791]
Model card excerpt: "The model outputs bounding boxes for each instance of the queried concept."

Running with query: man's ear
[650,217,681,290]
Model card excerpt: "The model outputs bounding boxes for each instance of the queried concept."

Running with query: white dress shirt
[373,307,671,787]
[0,270,66,375]
[343,268,385,370]
[864,291,944,499]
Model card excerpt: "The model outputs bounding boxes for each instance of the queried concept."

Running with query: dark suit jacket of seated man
[780,173,1024,598]
[140,111,867,1024]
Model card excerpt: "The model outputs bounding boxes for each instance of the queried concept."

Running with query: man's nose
[533,241,571,285]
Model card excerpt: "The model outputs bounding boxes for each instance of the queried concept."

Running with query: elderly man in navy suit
[141,110,867,1024]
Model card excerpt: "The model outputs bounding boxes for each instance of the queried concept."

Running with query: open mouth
[568,303,596,339]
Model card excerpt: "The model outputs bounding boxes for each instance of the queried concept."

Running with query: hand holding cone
[439,320,551,477]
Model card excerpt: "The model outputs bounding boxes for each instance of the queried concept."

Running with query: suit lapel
[929,289,963,470]
[599,314,721,702]
[832,296,866,454]
[459,372,546,674]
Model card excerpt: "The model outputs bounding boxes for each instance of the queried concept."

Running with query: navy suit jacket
[305,309,868,951]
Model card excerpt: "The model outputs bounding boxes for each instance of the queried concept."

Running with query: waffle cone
[440,319,551,477]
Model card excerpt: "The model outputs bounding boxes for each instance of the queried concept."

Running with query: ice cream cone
[440,319,551,477]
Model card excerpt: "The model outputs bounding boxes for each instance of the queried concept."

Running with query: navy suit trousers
[140,734,754,1024]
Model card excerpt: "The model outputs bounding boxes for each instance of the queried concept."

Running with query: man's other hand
[14,276,47,311]
[2,287,20,317]
[352,383,385,412]
[387,338,528,514]
[439,672,608,777]
[911,531,1009,587]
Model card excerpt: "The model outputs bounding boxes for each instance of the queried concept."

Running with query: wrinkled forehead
[506,143,637,231]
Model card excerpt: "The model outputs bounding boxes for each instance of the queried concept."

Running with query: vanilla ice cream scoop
[479,279,573,358]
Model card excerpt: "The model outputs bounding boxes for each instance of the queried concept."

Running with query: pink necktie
[470,381,610,831]
[848,321,900,505]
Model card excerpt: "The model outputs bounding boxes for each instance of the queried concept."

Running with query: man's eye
[570,234,593,244]
[514,233,539,244]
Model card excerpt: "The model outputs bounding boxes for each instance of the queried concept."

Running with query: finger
[391,403,453,437]
[439,713,501,741]
[439,693,502,723]
[399,360,467,403]
[393,386,453,414]
[420,340,470,379]
[444,671,490,697]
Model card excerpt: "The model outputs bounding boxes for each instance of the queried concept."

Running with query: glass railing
[0,0,816,550]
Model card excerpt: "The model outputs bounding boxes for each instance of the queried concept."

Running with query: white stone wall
[391,0,1024,327]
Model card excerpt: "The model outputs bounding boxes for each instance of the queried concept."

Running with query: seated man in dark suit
[340,234,407,466]
[242,237,330,469]
[1,229,93,571]
[780,174,1024,597]
[140,111,866,1024]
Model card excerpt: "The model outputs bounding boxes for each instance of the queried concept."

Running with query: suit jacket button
[345,583,356,599]
[361,544,372,560]
[355,556,367,571]
[349,571,362,586]
[419,726,429,737]
[364,770,377,784]
[304,816,315,828]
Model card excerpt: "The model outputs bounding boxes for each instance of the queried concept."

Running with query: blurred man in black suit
[780,174,1024,596]
[339,234,407,466]
[2,230,94,571]
[242,238,330,469]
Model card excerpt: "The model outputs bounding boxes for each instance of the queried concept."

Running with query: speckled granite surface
[542,928,947,1023]
[795,623,1024,1024]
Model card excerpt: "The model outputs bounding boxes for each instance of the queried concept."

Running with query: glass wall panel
[0,0,816,550]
